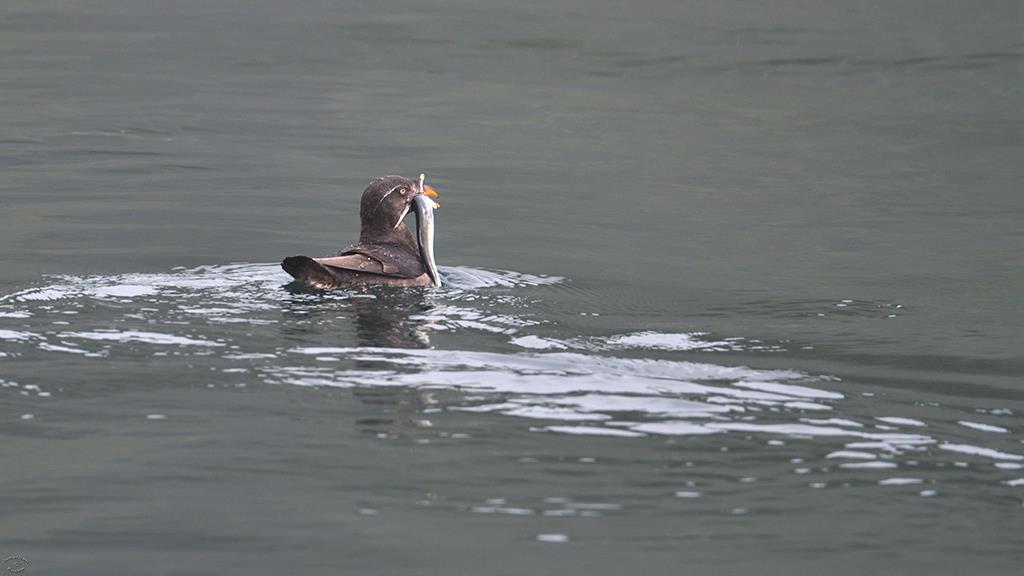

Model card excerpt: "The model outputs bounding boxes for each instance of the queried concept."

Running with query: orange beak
[421,184,440,208]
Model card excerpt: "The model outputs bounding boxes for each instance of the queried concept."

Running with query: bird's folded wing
[314,254,390,275]
[334,243,425,278]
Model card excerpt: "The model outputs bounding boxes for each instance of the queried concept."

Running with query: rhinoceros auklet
[282,174,441,289]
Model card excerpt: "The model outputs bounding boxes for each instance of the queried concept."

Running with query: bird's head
[359,175,439,234]
[358,174,442,287]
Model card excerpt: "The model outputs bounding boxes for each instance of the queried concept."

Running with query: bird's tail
[281,256,337,289]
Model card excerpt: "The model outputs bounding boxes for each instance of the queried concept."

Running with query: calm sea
[2,1,1022,574]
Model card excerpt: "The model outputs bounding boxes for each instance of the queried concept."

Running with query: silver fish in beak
[413,192,441,287]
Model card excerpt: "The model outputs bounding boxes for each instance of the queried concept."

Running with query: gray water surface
[2,1,1023,574]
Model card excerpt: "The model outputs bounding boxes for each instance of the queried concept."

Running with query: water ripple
[2,263,1022,497]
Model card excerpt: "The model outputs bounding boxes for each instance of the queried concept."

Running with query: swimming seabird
[282,174,441,289]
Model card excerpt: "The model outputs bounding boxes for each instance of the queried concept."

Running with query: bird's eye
[399,188,409,195]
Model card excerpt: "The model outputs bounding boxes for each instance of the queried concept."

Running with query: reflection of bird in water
[282,174,442,289]
[279,285,435,349]
[347,290,440,434]
[280,264,442,434]
[350,288,434,348]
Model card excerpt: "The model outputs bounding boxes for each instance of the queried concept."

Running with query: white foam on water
[785,401,832,411]
[502,405,612,422]
[275,350,821,414]
[939,443,1023,461]
[602,331,738,352]
[876,417,927,427]
[803,418,864,428]
[223,353,279,360]
[567,502,621,511]
[510,335,568,350]
[630,421,722,436]
[878,477,923,486]
[0,330,35,341]
[92,285,158,298]
[958,421,1009,434]
[542,394,734,418]
[1,264,291,308]
[413,305,539,333]
[471,506,534,516]
[827,451,878,460]
[38,342,105,357]
[439,266,562,289]
[7,288,71,302]
[734,381,844,400]
[505,331,780,354]
[839,461,899,469]
[286,347,803,382]
[994,463,1023,470]
[843,441,908,453]
[583,331,784,353]
[544,426,646,438]
[268,346,945,455]
[182,307,246,316]
[704,422,931,444]
[60,330,224,347]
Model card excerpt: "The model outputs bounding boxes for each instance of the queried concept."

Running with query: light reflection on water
[2,0,1022,572]
[2,263,1021,499]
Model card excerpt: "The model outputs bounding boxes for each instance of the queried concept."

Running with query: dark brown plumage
[282,175,440,289]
